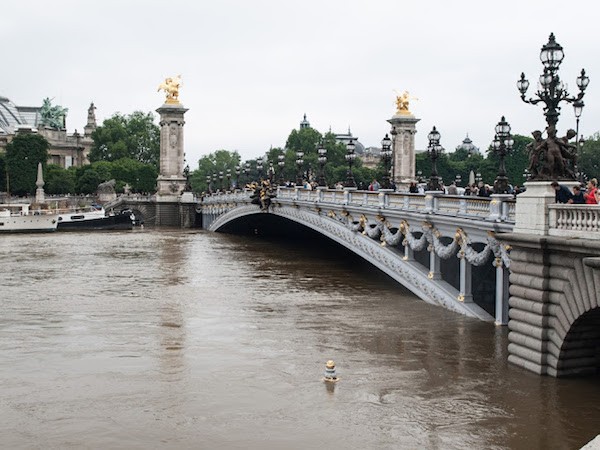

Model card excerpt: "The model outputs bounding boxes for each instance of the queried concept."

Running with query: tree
[190,149,242,193]
[579,132,600,180]
[485,134,531,187]
[0,154,6,193]
[90,111,160,167]
[5,133,49,196]
[45,165,76,195]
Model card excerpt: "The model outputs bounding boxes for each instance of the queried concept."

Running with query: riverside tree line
[1,109,599,196]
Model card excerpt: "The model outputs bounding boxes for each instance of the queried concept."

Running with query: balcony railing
[548,204,600,238]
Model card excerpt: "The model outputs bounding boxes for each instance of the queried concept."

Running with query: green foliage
[76,168,102,194]
[90,111,160,167]
[5,133,49,196]
[0,154,5,192]
[190,149,242,193]
[579,132,600,180]
[45,165,76,195]
[72,158,157,194]
[415,134,532,189]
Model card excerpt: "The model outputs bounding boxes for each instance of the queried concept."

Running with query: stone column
[156,103,189,199]
[387,114,420,189]
[35,162,45,204]
[494,261,509,325]
[459,257,473,303]
[429,249,441,280]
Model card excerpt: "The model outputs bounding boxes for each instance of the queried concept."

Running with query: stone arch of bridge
[209,204,494,321]
[550,257,600,377]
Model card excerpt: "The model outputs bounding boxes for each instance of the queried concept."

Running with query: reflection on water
[0,229,599,449]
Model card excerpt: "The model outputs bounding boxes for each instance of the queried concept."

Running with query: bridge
[202,187,515,324]
[200,184,600,377]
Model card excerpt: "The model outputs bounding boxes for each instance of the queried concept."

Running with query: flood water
[0,229,599,449]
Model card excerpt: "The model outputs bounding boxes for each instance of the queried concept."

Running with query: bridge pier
[501,181,600,376]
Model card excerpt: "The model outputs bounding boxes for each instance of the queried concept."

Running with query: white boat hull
[0,214,59,233]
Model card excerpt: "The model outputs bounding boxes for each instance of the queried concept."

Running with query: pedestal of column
[156,103,189,200]
[387,113,420,190]
[513,181,578,235]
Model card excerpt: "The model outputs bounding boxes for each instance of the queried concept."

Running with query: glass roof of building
[0,96,41,135]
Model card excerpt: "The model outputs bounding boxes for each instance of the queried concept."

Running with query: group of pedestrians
[552,178,600,204]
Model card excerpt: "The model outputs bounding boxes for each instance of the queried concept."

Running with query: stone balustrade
[548,204,600,238]
[203,187,516,224]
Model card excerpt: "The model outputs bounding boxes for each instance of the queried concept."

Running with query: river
[0,229,599,449]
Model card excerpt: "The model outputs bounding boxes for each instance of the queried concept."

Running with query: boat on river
[0,203,59,233]
[56,205,135,231]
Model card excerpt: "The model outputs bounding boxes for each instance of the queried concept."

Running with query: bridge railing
[548,204,600,238]
[202,188,515,223]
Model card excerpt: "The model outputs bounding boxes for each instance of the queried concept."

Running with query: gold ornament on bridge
[157,75,182,104]
[394,90,418,116]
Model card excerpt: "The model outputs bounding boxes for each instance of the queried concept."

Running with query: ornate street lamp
[226,168,231,191]
[491,116,514,194]
[417,170,423,183]
[518,34,589,129]
[206,175,212,194]
[278,153,285,186]
[573,100,585,179]
[455,174,462,186]
[256,159,264,181]
[426,126,444,191]
[344,139,357,188]
[235,165,241,190]
[296,151,304,186]
[212,173,217,192]
[244,162,250,184]
[267,162,275,184]
[219,171,224,191]
[380,134,393,189]
[317,140,327,187]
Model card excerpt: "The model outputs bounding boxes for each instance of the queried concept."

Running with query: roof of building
[0,96,41,135]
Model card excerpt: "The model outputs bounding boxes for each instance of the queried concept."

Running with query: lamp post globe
[235,165,241,190]
[344,139,357,188]
[296,151,304,187]
[277,153,285,186]
[317,140,327,187]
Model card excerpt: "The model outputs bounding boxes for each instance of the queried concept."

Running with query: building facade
[0,96,97,168]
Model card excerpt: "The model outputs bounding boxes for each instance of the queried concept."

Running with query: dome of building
[335,127,365,154]
[456,134,480,155]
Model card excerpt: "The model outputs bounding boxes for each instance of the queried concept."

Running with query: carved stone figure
[157,75,182,104]
[97,179,116,194]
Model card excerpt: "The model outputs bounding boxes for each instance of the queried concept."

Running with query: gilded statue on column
[395,90,417,116]
[157,75,182,104]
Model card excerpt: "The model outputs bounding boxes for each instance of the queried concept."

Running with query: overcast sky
[3,0,599,165]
